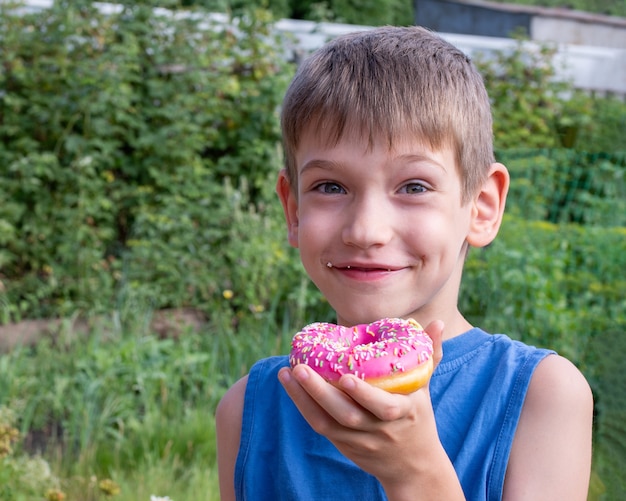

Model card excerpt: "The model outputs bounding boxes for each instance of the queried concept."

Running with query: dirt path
[0,308,206,352]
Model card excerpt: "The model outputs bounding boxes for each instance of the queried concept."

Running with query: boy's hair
[281,26,495,203]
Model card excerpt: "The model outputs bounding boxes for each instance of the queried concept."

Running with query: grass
[52,434,221,501]
[0,307,295,500]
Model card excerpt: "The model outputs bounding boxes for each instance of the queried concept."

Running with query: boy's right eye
[315,182,346,194]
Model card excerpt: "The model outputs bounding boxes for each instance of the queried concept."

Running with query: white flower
[150,497,173,501]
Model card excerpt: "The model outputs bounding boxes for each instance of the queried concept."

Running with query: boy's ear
[276,169,300,248]
[466,162,510,248]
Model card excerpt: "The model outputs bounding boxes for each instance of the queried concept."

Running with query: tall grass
[0,301,299,500]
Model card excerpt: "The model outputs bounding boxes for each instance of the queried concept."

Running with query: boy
[216,26,593,500]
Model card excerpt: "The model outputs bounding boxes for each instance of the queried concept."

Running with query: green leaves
[501,149,626,226]
[0,2,293,320]
[473,35,626,153]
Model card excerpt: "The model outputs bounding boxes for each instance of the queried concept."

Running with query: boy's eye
[315,182,346,194]
[401,182,428,194]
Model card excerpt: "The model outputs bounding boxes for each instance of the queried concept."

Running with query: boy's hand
[278,321,465,500]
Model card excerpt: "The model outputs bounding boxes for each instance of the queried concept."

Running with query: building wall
[531,16,626,49]
[409,0,626,96]
[414,0,532,38]
[414,0,626,49]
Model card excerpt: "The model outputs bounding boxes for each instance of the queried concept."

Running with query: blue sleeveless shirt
[234,328,554,500]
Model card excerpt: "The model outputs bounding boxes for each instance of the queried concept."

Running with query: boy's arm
[503,354,593,500]
[215,375,248,501]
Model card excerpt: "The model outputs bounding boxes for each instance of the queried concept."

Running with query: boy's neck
[442,314,474,340]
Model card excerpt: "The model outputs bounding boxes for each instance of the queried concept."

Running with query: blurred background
[0,0,624,499]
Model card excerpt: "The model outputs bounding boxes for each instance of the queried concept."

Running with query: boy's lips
[326,261,404,273]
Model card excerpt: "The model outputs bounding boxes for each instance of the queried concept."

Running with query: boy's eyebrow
[298,153,449,174]
[397,153,448,173]
[299,159,341,175]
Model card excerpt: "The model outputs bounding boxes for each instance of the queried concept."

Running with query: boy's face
[277,129,500,332]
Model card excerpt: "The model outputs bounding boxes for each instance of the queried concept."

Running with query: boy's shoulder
[533,352,590,390]
[216,356,288,429]
[216,374,248,421]
[522,353,592,424]
[504,353,593,497]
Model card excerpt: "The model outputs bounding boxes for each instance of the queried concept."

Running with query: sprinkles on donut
[289,317,433,394]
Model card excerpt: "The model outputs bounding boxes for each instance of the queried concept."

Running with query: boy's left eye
[400,182,428,194]
[315,182,346,194]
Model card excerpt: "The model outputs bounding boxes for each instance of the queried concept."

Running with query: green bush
[121,173,327,325]
[0,1,293,321]
[501,149,626,226]
[324,0,412,25]
[475,35,626,155]
[2,1,624,324]
[462,217,626,365]
[144,0,414,25]
[475,37,594,150]
[575,95,626,154]
[123,0,625,23]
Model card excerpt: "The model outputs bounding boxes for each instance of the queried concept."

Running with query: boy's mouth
[346,265,392,272]
[326,262,394,273]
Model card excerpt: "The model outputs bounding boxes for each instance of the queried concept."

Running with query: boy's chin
[333,305,414,327]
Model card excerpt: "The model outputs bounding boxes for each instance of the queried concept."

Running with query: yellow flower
[0,424,19,458]
[222,289,234,300]
[45,489,66,501]
[98,478,121,496]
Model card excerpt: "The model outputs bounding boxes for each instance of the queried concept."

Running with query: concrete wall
[414,0,626,49]
[531,15,626,49]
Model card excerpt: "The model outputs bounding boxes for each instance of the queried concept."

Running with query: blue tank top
[234,328,554,500]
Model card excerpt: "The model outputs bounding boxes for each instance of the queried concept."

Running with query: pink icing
[289,318,433,382]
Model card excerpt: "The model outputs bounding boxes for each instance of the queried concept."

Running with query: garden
[0,1,625,499]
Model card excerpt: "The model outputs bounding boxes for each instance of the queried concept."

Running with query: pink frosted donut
[289,318,433,394]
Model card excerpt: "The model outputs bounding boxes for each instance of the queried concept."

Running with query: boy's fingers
[279,365,370,432]
[337,374,414,422]
[278,366,330,428]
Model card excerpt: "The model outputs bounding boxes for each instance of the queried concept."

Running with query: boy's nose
[341,195,394,249]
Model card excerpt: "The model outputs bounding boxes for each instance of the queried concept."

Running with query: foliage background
[117,0,626,23]
[0,0,625,499]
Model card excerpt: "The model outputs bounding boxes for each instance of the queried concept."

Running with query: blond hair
[281,26,495,203]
